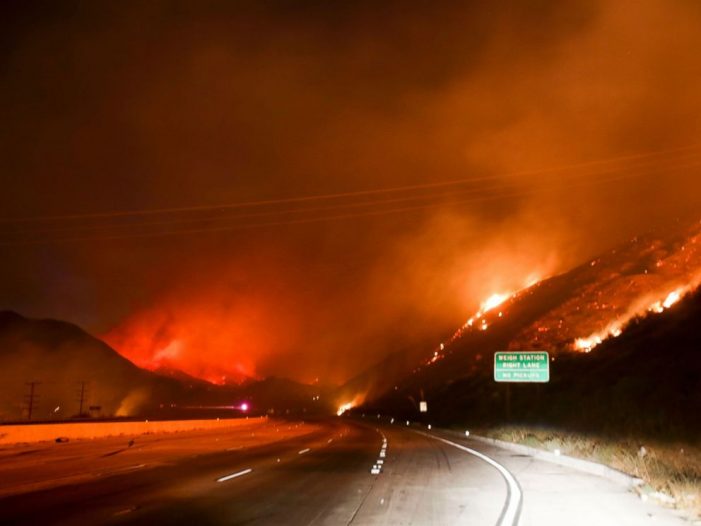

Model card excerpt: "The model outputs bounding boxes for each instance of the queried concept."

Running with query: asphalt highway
[0,418,688,525]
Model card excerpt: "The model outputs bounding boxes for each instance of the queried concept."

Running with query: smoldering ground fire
[1,0,701,386]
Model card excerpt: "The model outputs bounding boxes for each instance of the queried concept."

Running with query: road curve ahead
[0,418,688,525]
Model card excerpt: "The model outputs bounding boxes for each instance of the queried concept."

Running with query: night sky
[2,0,701,384]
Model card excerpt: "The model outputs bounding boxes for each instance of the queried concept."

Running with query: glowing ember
[427,349,441,364]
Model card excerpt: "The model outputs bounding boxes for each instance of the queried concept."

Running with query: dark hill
[0,312,331,421]
[0,311,200,420]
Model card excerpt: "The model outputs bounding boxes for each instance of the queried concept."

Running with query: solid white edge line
[416,431,522,526]
[298,448,311,454]
[217,468,253,482]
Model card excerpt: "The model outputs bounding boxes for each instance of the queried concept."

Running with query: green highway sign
[494,351,550,383]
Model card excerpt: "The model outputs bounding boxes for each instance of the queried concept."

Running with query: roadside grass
[476,425,701,519]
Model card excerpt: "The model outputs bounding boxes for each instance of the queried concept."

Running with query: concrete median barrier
[0,417,266,445]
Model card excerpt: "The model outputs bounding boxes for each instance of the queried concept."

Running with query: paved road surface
[0,418,688,525]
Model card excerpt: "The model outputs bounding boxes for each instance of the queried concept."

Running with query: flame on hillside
[461,292,512,333]
[462,277,542,334]
[402,220,701,386]
[336,394,366,416]
[498,221,701,355]
[481,293,512,313]
[102,299,275,384]
[336,402,353,416]
[422,276,545,367]
[573,283,698,353]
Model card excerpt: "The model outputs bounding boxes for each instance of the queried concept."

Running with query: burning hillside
[100,284,302,385]
[345,218,701,407]
[511,219,701,353]
[368,260,701,439]
[419,219,701,368]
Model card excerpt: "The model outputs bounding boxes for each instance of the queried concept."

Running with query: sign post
[494,351,550,421]
[494,352,550,383]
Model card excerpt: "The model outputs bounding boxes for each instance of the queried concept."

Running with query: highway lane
[0,418,690,525]
[0,418,508,525]
[0,418,316,497]
[116,422,508,526]
[0,419,353,525]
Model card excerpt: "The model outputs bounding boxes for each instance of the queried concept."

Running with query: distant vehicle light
[240,403,249,412]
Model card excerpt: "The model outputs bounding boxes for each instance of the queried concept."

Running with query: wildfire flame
[337,402,354,416]
[464,291,512,331]
[462,279,541,334]
[574,286,692,353]
[423,277,544,367]
[336,393,366,416]
[662,290,681,309]
[481,293,511,313]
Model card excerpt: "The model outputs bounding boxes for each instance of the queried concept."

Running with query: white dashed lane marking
[217,468,253,483]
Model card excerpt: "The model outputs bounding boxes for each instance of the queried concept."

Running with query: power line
[2,165,695,244]
[1,161,695,246]
[1,143,700,225]
[5,149,701,238]
[76,381,88,417]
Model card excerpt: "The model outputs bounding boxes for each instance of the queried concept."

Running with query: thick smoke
[1,0,700,384]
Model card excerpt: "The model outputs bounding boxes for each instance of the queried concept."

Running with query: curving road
[0,418,688,525]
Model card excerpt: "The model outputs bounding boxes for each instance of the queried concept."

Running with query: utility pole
[505,384,511,422]
[24,381,40,421]
[77,381,88,417]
